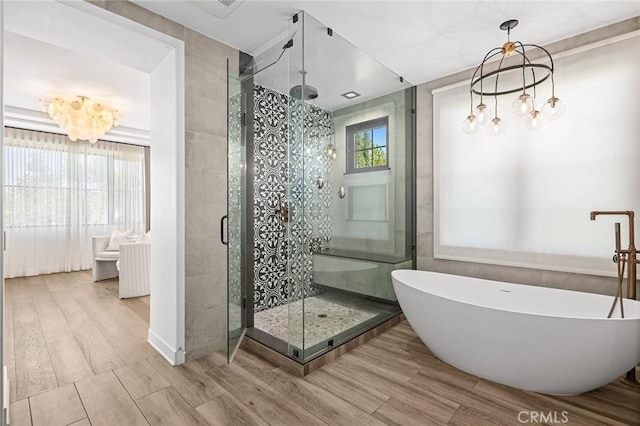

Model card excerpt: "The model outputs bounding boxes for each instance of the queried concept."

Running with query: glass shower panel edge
[227,65,246,362]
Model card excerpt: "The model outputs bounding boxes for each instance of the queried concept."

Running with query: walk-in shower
[228,11,415,363]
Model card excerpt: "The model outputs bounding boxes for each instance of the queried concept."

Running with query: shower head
[290,84,319,100]
[239,34,295,81]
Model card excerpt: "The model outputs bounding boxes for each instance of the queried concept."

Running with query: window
[433,34,639,276]
[346,116,389,173]
[3,128,146,278]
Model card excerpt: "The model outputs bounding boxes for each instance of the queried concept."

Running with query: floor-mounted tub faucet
[590,210,639,387]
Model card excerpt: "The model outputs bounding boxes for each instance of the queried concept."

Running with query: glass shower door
[227,70,246,361]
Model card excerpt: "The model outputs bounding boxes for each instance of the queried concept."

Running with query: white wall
[148,47,186,365]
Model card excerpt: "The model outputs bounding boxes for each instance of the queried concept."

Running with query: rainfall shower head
[290,84,319,100]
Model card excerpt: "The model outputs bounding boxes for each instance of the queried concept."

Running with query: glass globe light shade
[487,117,504,136]
[472,103,493,126]
[541,97,566,121]
[511,93,535,118]
[526,110,542,130]
[462,114,479,134]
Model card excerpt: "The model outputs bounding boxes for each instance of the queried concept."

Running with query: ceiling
[3,0,175,144]
[134,1,640,87]
[4,31,151,135]
[3,1,638,137]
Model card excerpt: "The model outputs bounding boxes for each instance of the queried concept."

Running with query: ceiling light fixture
[462,19,565,135]
[39,95,121,143]
[341,91,361,100]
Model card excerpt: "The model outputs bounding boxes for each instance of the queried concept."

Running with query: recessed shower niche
[227,10,415,364]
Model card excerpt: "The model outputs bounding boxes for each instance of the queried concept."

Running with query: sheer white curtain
[3,128,146,278]
[433,34,639,277]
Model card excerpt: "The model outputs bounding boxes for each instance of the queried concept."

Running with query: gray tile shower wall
[252,85,334,312]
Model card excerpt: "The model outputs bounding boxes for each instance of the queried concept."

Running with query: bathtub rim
[391,269,640,322]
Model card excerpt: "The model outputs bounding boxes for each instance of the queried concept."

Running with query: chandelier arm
[522,44,555,72]
[468,89,474,114]
[474,47,503,104]
[469,64,482,106]
[493,55,507,117]
[514,41,528,94]
[513,49,539,100]
[530,44,556,98]
[523,43,556,99]
[470,49,504,97]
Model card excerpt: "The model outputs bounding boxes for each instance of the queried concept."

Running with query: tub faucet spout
[590,210,638,388]
[590,210,636,299]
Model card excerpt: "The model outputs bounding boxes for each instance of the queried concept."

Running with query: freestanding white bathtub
[391,269,640,395]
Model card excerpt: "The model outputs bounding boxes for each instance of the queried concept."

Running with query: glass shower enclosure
[228,11,415,363]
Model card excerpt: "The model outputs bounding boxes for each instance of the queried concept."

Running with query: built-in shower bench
[312,248,412,301]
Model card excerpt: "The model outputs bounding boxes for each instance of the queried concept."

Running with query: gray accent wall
[416,18,640,296]
[91,0,238,360]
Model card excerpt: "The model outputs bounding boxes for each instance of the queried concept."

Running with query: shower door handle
[220,215,228,246]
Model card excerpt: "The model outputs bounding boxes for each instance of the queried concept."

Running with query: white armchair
[119,241,150,299]
[92,235,119,281]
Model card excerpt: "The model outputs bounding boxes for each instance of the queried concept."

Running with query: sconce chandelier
[462,19,565,135]
[39,95,121,143]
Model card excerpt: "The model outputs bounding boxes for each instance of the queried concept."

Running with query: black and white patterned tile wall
[253,85,334,312]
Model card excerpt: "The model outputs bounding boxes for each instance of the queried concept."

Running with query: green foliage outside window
[355,128,387,169]
[346,117,389,174]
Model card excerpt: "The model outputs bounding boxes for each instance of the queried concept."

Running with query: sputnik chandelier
[462,19,565,135]
[39,95,121,143]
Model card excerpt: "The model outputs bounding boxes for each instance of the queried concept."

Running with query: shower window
[346,116,389,173]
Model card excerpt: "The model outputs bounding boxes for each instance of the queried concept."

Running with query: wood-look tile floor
[5,271,640,425]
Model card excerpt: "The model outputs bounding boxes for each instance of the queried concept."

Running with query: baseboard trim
[148,329,185,365]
